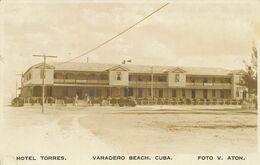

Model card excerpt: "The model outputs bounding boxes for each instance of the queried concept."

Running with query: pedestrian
[75,94,78,106]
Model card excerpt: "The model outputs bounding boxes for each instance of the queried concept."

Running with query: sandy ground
[0,105,257,165]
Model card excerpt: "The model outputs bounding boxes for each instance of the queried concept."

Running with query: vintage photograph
[0,0,259,164]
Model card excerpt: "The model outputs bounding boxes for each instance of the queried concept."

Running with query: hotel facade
[20,62,247,101]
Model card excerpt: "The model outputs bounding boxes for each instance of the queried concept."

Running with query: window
[158,76,166,82]
[225,78,231,83]
[175,74,180,82]
[128,75,133,81]
[100,74,108,80]
[96,88,101,97]
[87,88,95,97]
[203,78,208,83]
[212,78,216,83]
[236,91,239,97]
[228,90,231,97]
[124,88,128,97]
[138,76,143,81]
[62,87,68,96]
[128,88,134,96]
[138,88,143,97]
[203,90,208,99]
[192,89,196,99]
[148,89,151,96]
[47,87,52,97]
[147,75,152,81]
[54,73,57,79]
[116,72,121,80]
[172,89,176,97]
[220,90,224,98]
[159,88,163,98]
[88,74,96,80]
[212,90,216,97]
[182,89,185,97]
[190,78,195,83]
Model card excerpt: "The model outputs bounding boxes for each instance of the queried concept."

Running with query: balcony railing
[76,80,87,83]
[54,79,108,84]
[129,81,168,87]
[54,79,231,88]
[186,82,231,89]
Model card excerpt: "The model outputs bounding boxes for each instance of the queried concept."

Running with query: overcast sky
[1,0,260,103]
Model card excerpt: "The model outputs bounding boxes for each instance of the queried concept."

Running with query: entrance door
[87,88,95,97]
[192,89,196,99]
[76,88,83,99]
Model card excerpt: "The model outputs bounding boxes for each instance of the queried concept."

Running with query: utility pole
[122,59,132,97]
[151,66,154,104]
[33,55,57,113]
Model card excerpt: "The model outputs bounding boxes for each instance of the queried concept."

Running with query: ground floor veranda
[21,85,234,99]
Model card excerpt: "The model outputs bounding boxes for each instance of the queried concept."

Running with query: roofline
[23,62,243,77]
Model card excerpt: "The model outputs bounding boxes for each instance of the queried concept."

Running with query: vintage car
[118,97,137,107]
[11,97,24,107]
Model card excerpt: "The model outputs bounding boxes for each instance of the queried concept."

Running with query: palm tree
[241,44,257,94]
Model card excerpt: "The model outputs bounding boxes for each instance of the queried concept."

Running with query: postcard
[0,0,259,165]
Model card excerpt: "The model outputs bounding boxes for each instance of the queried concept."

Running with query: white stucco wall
[109,70,129,86]
[23,68,54,85]
[168,72,186,87]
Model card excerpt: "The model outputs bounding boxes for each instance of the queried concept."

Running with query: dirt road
[0,105,257,164]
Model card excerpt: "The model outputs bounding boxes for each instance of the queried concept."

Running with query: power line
[55,3,169,66]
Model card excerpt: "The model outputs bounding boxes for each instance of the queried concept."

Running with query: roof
[29,62,236,76]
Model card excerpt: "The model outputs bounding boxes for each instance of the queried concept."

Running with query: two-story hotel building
[20,62,247,100]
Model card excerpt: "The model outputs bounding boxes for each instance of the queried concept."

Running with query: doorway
[76,88,83,99]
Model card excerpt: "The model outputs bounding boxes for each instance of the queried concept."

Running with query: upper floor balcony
[54,78,109,85]
[186,82,232,89]
[53,71,109,85]
[128,80,167,87]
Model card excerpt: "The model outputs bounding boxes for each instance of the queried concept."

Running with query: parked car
[225,99,231,105]
[100,98,110,106]
[170,98,177,105]
[46,97,56,105]
[118,97,137,107]
[218,99,224,105]
[185,98,192,105]
[177,98,185,105]
[191,99,198,105]
[62,96,74,105]
[198,99,205,105]
[29,97,38,105]
[206,99,211,105]
[238,99,243,105]
[11,97,24,107]
[110,97,118,106]
[212,98,217,105]
[231,99,238,105]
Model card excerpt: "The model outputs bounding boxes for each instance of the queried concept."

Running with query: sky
[1,0,260,104]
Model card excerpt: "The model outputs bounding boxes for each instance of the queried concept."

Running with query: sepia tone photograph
[0,0,259,165]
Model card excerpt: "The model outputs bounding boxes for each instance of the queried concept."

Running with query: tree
[241,44,257,94]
